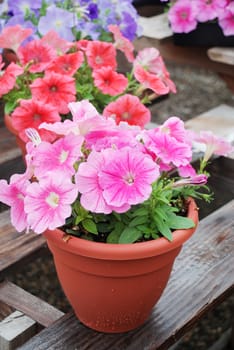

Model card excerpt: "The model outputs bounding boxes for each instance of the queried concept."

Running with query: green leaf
[136,225,152,234]
[131,207,148,217]
[119,227,142,244]
[129,215,148,227]
[107,222,125,244]
[155,219,173,241]
[167,213,195,230]
[82,219,98,235]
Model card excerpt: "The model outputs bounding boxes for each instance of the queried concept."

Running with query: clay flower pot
[44,198,198,333]
[4,114,27,158]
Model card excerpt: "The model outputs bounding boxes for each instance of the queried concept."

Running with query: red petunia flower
[92,66,128,96]
[18,39,57,73]
[0,25,32,53]
[40,30,73,54]
[11,99,61,142]
[103,94,151,128]
[30,72,76,114]
[0,56,23,97]
[47,51,84,76]
[85,41,117,70]
[108,24,134,63]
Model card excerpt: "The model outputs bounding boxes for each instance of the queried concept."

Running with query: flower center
[123,172,135,185]
[55,20,62,29]
[33,113,41,121]
[95,56,103,65]
[59,150,69,163]
[17,193,24,200]
[180,11,188,20]
[46,192,60,208]
[161,126,170,134]
[122,112,130,120]
[50,85,57,92]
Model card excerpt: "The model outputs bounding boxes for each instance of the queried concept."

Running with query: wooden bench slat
[0,127,21,165]
[0,125,25,181]
[0,210,47,278]
[0,281,64,328]
[17,200,234,350]
[207,47,234,66]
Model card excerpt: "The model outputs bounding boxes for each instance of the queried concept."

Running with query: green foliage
[64,174,211,244]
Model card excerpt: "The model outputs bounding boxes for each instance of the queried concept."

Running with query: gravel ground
[5,60,234,348]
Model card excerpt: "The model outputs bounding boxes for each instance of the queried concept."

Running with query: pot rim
[44,198,199,260]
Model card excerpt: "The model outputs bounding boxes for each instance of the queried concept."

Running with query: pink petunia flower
[30,72,76,114]
[108,24,134,63]
[196,0,227,22]
[172,174,208,188]
[32,133,84,179]
[168,0,198,33]
[11,99,61,142]
[143,129,192,167]
[47,51,84,76]
[218,2,234,36]
[18,40,57,73]
[0,25,33,53]
[0,57,23,97]
[92,66,128,96]
[195,131,234,162]
[177,164,197,177]
[159,116,191,144]
[85,40,117,70]
[75,150,118,214]
[99,147,160,208]
[0,174,29,232]
[40,100,115,137]
[103,94,151,128]
[68,100,100,122]
[85,123,141,151]
[24,175,78,234]
[40,30,73,54]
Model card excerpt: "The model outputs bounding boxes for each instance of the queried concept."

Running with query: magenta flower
[196,0,226,22]
[0,174,29,232]
[218,3,234,36]
[159,116,190,144]
[75,150,118,214]
[168,0,198,33]
[144,130,192,167]
[24,175,78,234]
[177,164,197,177]
[32,133,84,179]
[99,147,160,208]
[172,174,208,188]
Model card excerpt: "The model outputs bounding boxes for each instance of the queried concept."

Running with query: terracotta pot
[4,114,27,158]
[44,198,198,333]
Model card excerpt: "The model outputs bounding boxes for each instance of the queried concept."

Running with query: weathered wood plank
[0,281,64,328]
[0,127,21,165]
[18,200,234,350]
[0,210,47,278]
[207,47,234,66]
[0,310,36,350]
